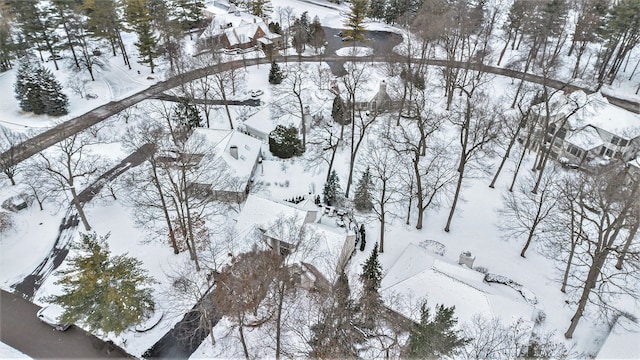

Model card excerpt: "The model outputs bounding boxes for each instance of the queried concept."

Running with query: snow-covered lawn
[1,0,640,358]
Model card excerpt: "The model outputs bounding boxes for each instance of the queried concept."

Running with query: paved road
[1,49,638,168]
[0,289,130,358]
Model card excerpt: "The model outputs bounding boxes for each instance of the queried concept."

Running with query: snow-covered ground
[1,0,639,358]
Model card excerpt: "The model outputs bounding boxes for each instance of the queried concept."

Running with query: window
[556,128,567,139]
[610,136,629,147]
[547,124,556,134]
[567,145,583,158]
[553,137,564,148]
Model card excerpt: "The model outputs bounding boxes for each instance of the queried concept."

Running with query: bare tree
[0,126,26,185]
[444,91,501,232]
[363,142,402,253]
[559,165,640,339]
[272,63,312,150]
[498,168,560,258]
[305,112,342,182]
[37,133,103,231]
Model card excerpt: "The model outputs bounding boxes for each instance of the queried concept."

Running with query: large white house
[529,91,640,167]
[233,194,356,289]
[185,128,262,202]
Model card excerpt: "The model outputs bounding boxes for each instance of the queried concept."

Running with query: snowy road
[0,289,129,358]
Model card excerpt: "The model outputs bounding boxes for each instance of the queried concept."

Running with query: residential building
[198,12,282,52]
[184,128,262,202]
[529,91,640,167]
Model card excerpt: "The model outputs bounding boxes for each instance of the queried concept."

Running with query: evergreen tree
[369,0,387,21]
[268,60,283,84]
[354,167,374,211]
[14,60,68,116]
[408,301,468,358]
[269,124,303,158]
[175,0,206,31]
[47,232,156,335]
[126,0,159,73]
[309,272,364,358]
[172,100,202,130]
[309,16,326,52]
[331,95,348,124]
[14,60,41,113]
[39,66,69,116]
[248,0,273,17]
[359,243,382,326]
[343,0,369,42]
[323,170,342,206]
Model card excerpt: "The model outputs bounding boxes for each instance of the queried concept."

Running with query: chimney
[379,80,387,93]
[458,251,475,268]
[230,145,239,159]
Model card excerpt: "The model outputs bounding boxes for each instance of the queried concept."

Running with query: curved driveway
[1,52,638,169]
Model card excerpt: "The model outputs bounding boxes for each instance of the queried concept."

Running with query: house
[381,243,536,329]
[241,106,306,141]
[596,315,640,359]
[233,194,356,289]
[198,12,282,52]
[184,128,262,202]
[529,91,640,167]
[345,80,394,114]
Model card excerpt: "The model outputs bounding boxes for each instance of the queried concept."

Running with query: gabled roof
[200,12,276,46]
[243,106,302,137]
[540,91,640,140]
[381,244,535,326]
[566,126,604,150]
[234,194,311,242]
[186,128,262,191]
[596,316,640,359]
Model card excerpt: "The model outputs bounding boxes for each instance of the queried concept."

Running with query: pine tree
[354,167,374,211]
[408,301,468,358]
[14,60,41,113]
[268,60,283,84]
[343,0,369,42]
[309,16,326,52]
[359,243,382,327]
[172,100,202,130]
[175,0,206,31]
[268,125,303,158]
[47,232,156,335]
[331,95,348,124]
[323,170,342,206]
[369,0,387,21]
[248,0,273,17]
[126,0,159,73]
[14,60,68,116]
[39,66,69,116]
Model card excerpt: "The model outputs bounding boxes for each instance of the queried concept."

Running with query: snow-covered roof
[596,316,640,359]
[200,12,276,46]
[566,126,604,150]
[243,107,302,138]
[234,194,311,243]
[629,155,640,170]
[186,128,262,191]
[381,244,535,326]
[542,91,640,139]
[293,222,354,278]
[573,92,640,139]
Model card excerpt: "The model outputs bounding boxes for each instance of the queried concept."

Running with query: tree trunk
[238,317,250,360]
[444,161,465,233]
[379,182,386,253]
[70,186,91,231]
[219,78,234,130]
[490,119,522,188]
[564,252,607,338]
[151,162,179,254]
[275,281,285,360]
[615,220,639,270]
[497,31,512,66]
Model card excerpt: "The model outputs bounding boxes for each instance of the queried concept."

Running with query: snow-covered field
[1,0,639,358]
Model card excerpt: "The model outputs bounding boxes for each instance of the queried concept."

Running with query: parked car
[341,36,353,42]
[37,304,71,331]
[250,89,264,98]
